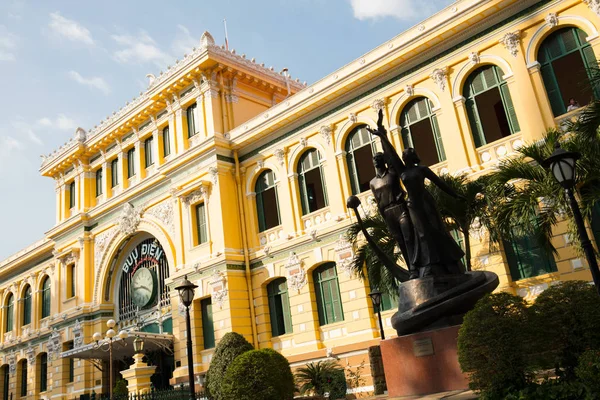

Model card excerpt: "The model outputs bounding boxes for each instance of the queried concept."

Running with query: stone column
[121,353,156,395]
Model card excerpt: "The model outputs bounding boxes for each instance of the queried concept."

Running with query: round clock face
[131,268,157,308]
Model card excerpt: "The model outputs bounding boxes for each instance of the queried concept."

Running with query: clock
[131,267,157,308]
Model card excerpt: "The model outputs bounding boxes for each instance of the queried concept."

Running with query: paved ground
[364,389,477,399]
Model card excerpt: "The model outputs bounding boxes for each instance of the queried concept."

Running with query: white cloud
[1,136,22,151]
[11,114,77,147]
[0,25,17,62]
[48,12,94,45]
[172,25,197,56]
[348,0,447,21]
[56,114,76,131]
[68,70,111,95]
[11,120,43,145]
[37,117,52,127]
[112,31,171,67]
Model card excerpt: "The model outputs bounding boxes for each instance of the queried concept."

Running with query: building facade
[1,0,600,398]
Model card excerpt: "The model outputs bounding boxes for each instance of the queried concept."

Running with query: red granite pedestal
[380,325,469,397]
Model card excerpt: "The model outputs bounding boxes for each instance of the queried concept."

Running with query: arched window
[39,353,48,392]
[2,364,9,400]
[464,65,520,147]
[5,294,13,333]
[162,126,171,157]
[41,277,51,319]
[313,262,344,326]
[298,149,328,215]
[538,27,597,116]
[186,103,198,138]
[22,286,31,326]
[255,170,281,232]
[267,278,292,337]
[400,97,446,167]
[345,125,377,195]
[18,359,27,397]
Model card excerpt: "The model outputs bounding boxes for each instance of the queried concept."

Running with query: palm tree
[295,360,342,397]
[426,173,490,271]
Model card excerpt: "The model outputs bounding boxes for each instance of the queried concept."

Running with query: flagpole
[223,18,229,50]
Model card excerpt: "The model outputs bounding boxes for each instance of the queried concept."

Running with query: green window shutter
[267,279,292,336]
[540,64,565,116]
[201,298,215,349]
[281,285,293,334]
[42,278,51,318]
[6,296,12,332]
[314,270,326,325]
[23,288,31,326]
[163,127,171,157]
[430,115,446,162]
[313,263,343,326]
[196,203,208,244]
[274,185,282,229]
[499,82,521,133]
[320,165,329,207]
[380,293,394,312]
[187,105,197,138]
[40,353,47,392]
[465,98,486,148]
[70,264,76,297]
[298,173,308,215]
[581,45,600,98]
[69,182,76,208]
[346,152,359,195]
[256,191,266,232]
[145,137,154,167]
[96,169,102,196]
[111,159,119,187]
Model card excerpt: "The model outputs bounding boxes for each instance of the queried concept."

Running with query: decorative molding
[468,51,480,64]
[209,270,228,308]
[319,125,333,145]
[146,201,175,235]
[47,328,62,361]
[545,12,558,28]
[274,148,285,167]
[26,342,36,366]
[209,166,219,185]
[8,351,15,375]
[348,113,358,124]
[371,98,385,111]
[335,235,355,278]
[182,184,209,206]
[256,160,265,173]
[73,319,84,348]
[430,67,448,91]
[94,227,117,272]
[285,252,307,291]
[74,127,87,143]
[584,0,600,17]
[299,138,308,148]
[499,31,521,57]
[405,85,414,97]
[117,203,143,237]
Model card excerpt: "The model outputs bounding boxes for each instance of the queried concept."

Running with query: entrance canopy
[61,332,173,360]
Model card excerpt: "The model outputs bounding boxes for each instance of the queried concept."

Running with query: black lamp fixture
[175,275,198,400]
[133,335,144,354]
[543,142,600,295]
[368,289,385,340]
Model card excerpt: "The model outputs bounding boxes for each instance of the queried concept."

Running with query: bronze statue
[367,109,465,278]
[347,109,498,336]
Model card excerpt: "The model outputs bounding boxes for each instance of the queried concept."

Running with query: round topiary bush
[530,280,600,378]
[458,292,532,399]
[576,349,600,396]
[325,369,347,400]
[220,348,295,400]
[205,332,254,400]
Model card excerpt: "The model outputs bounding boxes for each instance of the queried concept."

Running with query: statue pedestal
[121,353,156,394]
[380,325,469,397]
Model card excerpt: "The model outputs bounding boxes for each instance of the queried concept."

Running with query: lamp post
[175,275,198,400]
[543,142,600,295]
[368,289,385,340]
[93,319,129,398]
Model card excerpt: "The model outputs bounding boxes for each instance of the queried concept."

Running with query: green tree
[295,360,344,397]
[220,348,295,400]
[426,173,490,271]
[205,332,254,400]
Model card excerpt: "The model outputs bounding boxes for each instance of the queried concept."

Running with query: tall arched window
[5,294,13,333]
[186,103,198,138]
[345,125,377,195]
[39,353,48,392]
[2,364,9,400]
[267,278,292,337]
[298,149,328,215]
[255,170,281,232]
[538,27,597,116]
[464,65,520,147]
[22,286,31,326]
[41,277,51,319]
[18,360,27,397]
[400,97,446,167]
[313,262,344,326]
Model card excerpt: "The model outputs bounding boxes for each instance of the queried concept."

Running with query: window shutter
[499,83,521,133]
[314,271,325,325]
[380,292,394,312]
[429,115,446,162]
[274,185,282,228]
[256,192,266,232]
[320,165,329,207]
[346,152,359,195]
[202,298,215,349]
[581,45,600,98]
[465,98,486,148]
[540,64,565,116]
[196,204,208,244]
[281,286,293,334]
[298,173,308,215]
[401,127,412,149]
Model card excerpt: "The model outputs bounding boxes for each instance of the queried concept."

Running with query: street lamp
[133,335,144,354]
[175,275,198,400]
[368,289,385,340]
[93,319,129,398]
[543,142,600,295]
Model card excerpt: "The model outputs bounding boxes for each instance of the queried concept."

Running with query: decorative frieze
[405,85,415,97]
[584,0,600,17]
[371,98,385,111]
[499,31,521,57]
[47,328,62,361]
[348,113,358,124]
[73,319,84,348]
[319,125,333,145]
[209,166,219,185]
[94,227,117,272]
[430,68,448,91]
[209,270,228,308]
[285,252,307,291]
[182,185,209,206]
[118,203,143,237]
[146,201,175,235]
[468,51,480,65]
[26,342,36,366]
[335,235,355,278]
[8,351,15,374]
[274,148,285,167]
[545,13,558,28]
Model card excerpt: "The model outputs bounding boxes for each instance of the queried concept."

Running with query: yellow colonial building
[2,0,600,398]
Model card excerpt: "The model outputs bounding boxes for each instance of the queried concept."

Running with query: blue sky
[0,0,453,260]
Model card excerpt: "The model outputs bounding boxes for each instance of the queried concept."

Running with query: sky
[0,0,454,261]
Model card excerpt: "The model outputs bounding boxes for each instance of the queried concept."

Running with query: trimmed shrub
[458,293,532,399]
[326,369,347,399]
[113,378,128,396]
[530,281,600,378]
[205,332,254,400]
[295,360,344,397]
[220,348,295,400]
[576,349,600,396]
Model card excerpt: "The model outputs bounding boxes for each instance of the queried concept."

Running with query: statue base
[380,325,469,397]
[392,271,499,336]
